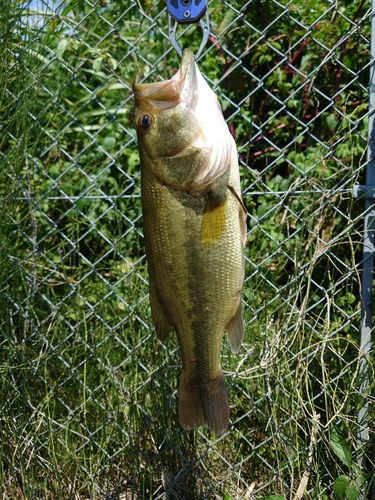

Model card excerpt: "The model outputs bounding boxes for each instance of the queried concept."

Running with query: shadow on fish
[133,49,247,435]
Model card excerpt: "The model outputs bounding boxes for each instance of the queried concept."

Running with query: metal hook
[168,11,210,60]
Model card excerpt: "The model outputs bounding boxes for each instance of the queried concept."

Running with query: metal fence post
[355,1,375,497]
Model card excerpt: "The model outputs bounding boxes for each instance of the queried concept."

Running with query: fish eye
[139,115,152,129]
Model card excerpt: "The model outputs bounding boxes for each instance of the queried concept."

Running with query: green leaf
[217,9,236,34]
[108,57,118,70]
[56,38,68,60]
[352,464,367,487]
[92,57,103,72]
[259,496,286,500]
[223,495,232,500]
[330,425,352,467]
[300,54,312,70]
[333,475,350,500]
[345,481,360,500]
[326,113,338,131]
[103,136,116,150]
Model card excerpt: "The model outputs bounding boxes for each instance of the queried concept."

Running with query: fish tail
[179,370,229,435]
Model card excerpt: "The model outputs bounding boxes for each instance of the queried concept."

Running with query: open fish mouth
[133,49,197,111]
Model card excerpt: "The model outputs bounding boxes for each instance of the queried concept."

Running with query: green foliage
[333,476,360,500]
[259,496,286,500]
[330,424,353,468]
[330,424,367,500]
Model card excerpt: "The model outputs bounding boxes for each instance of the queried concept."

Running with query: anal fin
[225,302,244,354]
[149,284,173,341]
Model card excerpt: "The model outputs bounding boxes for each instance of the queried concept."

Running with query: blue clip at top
[167,0,210,59]
[167,0,207,23]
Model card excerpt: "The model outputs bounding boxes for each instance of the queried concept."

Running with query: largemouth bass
[133,49,247,435]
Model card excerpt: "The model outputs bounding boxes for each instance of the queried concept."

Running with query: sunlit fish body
[133,49,246,435]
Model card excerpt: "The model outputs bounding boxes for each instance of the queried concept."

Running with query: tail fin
[179,370,230,435]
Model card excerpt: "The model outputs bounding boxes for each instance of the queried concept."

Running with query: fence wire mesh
[0,0,373,498]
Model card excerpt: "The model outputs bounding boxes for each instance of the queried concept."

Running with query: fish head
[133,49,234,190]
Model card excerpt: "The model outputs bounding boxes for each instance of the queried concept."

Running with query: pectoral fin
[225,302,244,354]
[239,204,247,245]
[149,285,173,340]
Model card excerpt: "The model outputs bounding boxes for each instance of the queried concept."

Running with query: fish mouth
[133,49,197,111]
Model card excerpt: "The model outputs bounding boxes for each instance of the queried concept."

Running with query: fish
[133,48,247,435]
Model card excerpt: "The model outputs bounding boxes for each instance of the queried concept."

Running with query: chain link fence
[0,0,373,498]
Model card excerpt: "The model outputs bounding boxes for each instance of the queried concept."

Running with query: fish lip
[133,48,197,110]
[132,78,181,105]
[178,48,196,89]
